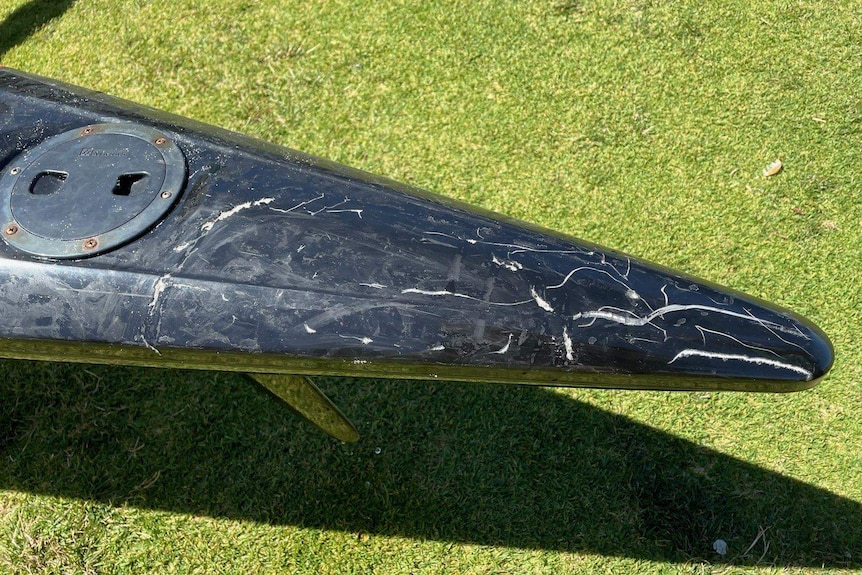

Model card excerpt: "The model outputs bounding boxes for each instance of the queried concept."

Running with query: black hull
[0,69,834,437]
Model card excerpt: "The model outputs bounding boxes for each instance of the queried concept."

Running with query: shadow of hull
[0,360,858,567]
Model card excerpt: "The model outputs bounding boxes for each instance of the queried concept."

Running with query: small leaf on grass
[763,159,783,177]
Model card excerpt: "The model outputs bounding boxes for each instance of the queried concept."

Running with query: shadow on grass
[0,360,858,567]
[0,0,76,60]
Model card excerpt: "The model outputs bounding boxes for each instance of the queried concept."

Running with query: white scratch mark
[339,334,373,345]
[492,334,514,354]
[327,208,363,218]
[668,349,812,379]
[297,244,306,253]
[430,344,445,351]
[705,293,734,307]
[359,282,387,289]
[139,335,161,355]
[201,197,275,231]
[424,231,461,240]
[573,306,655,340]
[171,282,207,292]
[174,241,193,252]
[695,325,781,358]
[422,231,590,257]
[268,193,325,214]
[492,254,523,271]
[628,336,662,345]
[572,304,784,329]
[401,288,531,307]
[55,287,148,299]
[530,287,555,312]
[563,327,574,361]
[304,323,317,334]
[141,275,173,355]
[743,307,813,346]
[308,198,349,216]
[286,198,350,216]
[546,266,632,292]
[148,274,172,312]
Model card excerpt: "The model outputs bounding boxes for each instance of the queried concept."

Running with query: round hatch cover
[0,122,185,258]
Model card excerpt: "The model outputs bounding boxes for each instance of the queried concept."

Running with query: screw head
[83,237,99,250]
[9,167,20,175]
[82,127,94,135]
[4,224,19,236]
[154,137,167,146]
[160,191,172,199]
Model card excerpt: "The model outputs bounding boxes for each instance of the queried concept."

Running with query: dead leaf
[763,159,783,177]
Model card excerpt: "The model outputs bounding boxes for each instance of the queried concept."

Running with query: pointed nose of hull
[646,298,834,390]
[386,214,833,391]
[797,319,835,385]
[395,222,835,391]
[490,245,836,390]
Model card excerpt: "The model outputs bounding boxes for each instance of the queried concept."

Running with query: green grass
[1,0,861,572]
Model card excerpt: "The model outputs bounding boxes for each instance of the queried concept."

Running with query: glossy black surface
[0,68,833,391]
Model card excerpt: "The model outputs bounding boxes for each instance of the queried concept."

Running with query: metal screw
[154,137,167,145]
[160,191,172,199]
[83,237,99,250]
[82,127,94,135]
[4,224,19,236]
[9,167,20,175]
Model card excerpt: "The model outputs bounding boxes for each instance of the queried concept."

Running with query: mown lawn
[1,0,860,573]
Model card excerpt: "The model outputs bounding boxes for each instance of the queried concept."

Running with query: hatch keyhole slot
[29,170,68,196]
[111,172,150,197]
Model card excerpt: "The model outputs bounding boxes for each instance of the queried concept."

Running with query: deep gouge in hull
[0,69,833,441]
